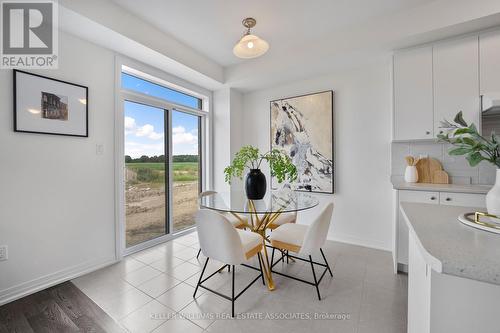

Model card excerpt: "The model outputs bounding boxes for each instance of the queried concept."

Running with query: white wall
[212,87,244,192]
[228,89,244,191]
[0,32,116,305]
[242,62,394,250]
[213,88,231,192]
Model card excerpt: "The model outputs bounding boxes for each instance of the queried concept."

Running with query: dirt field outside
[125,162,199,247]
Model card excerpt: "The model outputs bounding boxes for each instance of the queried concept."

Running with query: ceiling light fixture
[233,18,269,59]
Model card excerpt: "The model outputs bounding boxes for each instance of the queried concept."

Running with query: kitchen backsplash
[391,142,497,185]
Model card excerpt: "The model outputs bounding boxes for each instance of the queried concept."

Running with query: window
[122,73,202,109]
[121,70,207,249]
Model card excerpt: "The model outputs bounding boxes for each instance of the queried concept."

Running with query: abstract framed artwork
[270,90,334,194]
[13,70,88,137]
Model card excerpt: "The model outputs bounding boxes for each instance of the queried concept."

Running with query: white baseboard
[0,256,117,306]
[327,232,391,252]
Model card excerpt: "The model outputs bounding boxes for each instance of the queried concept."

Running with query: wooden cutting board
[432,170,450,184]
[416,158,449,184]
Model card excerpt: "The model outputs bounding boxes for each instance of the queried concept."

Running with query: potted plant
[224,146,297,199]
[438,111,500,215]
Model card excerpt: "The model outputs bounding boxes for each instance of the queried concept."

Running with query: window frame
[115,57,212,257]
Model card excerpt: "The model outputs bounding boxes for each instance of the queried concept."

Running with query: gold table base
[230,202,284,291]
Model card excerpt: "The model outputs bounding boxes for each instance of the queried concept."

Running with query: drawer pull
[446,197,452,201]
[430,196,436,200]
[425,131,430,135]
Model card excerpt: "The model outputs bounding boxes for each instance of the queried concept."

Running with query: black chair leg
[194,257,209,298]
[309,255,321,301]
[196,248,201,259]
[286,250,289,264]
[228,265,231,273]
[320,248,333,277]
[231,265,235,318]
[270,247,275,269]
[257,253,265,285]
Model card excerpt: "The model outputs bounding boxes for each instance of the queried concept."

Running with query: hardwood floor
[0,282,125,333]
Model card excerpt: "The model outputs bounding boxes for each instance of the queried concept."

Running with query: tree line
[125,155,199,163]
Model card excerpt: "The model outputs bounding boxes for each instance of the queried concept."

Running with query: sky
[122,74,200,158]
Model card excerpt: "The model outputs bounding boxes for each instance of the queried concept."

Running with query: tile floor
[72,232,407,333]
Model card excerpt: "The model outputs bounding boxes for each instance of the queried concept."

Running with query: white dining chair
[266,211,297,264]
[196,190,248,260]
[269,202,334,300]
[267,211,297,230]
[193,209,265,318]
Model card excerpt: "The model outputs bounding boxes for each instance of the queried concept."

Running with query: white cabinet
[480,30,500,96]
[408,232,431,333]
[396,190,485,270]
[394,46,434,140]
[393,34,483,141]
[397,191,439,267]
[433,36,480,135]
[439,192,486,207]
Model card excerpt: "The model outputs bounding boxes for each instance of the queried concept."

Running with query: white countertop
[400,202,500,285]
[393,181,491,194]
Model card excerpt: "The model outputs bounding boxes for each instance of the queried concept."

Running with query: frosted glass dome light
[233,18,269,59]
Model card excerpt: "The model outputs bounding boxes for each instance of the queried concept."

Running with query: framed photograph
[14,70,88,137]
[270,90,334,194]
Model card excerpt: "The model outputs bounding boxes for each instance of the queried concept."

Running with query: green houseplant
[224,146,297,199]
[438,111,500,215]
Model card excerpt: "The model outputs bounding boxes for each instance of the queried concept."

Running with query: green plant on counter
[438,111,500,168]
[224,145,298,184]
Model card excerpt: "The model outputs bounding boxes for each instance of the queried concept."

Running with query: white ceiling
[100,0,500,91]
[111,0,435,67]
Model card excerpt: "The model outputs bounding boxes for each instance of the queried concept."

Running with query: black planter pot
[245,169,267,200]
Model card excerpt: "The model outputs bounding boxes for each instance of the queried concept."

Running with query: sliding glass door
[121,69,207,251]
[124,101,168,247]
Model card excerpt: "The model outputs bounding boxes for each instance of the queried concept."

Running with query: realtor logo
[1,1,58,68]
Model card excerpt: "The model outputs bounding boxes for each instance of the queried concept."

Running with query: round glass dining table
[199,190,319,290]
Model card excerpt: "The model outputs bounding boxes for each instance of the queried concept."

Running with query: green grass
[172,162,199,172]
[126,162,198,183]
[127,163,166,171]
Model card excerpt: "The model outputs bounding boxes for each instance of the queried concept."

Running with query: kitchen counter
[400,202,500,285]
[393,181,491,194]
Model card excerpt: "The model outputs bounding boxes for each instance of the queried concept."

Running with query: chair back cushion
[196,209,245,264]
[299,203,334,255]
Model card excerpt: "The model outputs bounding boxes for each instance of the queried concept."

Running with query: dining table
[199,189,319,291]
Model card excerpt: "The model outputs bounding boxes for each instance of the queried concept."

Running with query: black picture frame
[270,90,335,194]
[13,69,89,137]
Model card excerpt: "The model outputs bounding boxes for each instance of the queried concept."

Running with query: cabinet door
[480,30,500,97]
[439,192,486,208]
[398,191,439,266]
[433,36,480,135]
[394,46,434,140]
[408,232,431,333]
